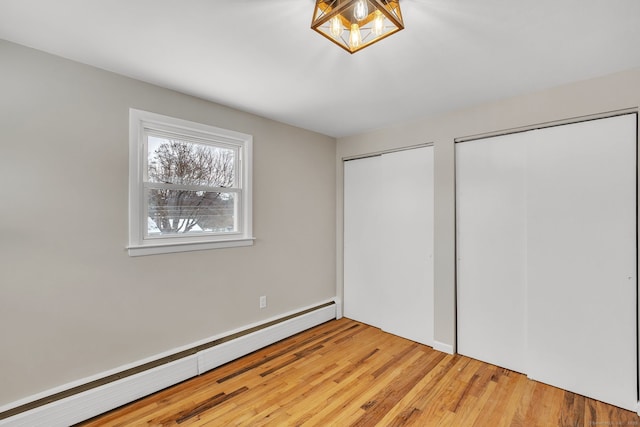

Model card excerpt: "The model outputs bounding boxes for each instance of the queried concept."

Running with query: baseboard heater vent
[0,302,336,427]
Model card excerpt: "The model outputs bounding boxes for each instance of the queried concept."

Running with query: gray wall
[336,68,640,350]
[0,40,337,406]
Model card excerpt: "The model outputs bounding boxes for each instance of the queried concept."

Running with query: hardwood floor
[79,318,639,426]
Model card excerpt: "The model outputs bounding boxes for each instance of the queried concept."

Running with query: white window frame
[128,109,253,256]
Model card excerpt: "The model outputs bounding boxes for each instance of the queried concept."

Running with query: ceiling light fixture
[311,0,404,54]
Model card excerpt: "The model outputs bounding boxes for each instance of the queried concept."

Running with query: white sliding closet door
[377,148,434,345]
[344,155,385,329]
[456,114,637,411]
[456,133,528,373]
[344,146,434,346]
[526,115,637,411]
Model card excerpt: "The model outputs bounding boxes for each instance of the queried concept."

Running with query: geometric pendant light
[311,0,404,54]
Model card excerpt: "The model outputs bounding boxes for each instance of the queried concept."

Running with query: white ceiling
[1,0,639,137]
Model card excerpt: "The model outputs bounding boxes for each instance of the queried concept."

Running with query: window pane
[147,136,236,187]
[147,190,237,236]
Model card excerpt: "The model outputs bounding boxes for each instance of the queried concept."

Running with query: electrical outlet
[259,295,267,309]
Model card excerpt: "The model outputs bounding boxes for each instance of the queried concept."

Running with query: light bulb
[329,16,342,39]
[372,10,384,36]
[349,23,362,49]
[353,0,368,21]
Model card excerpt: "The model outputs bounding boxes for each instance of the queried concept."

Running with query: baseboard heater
[0,302,336,427]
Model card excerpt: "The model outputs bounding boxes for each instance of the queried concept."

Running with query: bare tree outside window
[147,138,237,235]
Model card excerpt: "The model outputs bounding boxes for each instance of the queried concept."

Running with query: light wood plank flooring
[79,318,639,426]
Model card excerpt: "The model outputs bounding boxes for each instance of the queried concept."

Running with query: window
[128,109,253,256]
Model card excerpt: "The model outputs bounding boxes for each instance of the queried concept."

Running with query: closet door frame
[343,143,434,346]
[454,110,639,412]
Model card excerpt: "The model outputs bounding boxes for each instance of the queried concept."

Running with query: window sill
[127,237,255,257]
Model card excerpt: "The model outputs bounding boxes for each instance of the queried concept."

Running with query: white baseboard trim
[0,302,336,427]
[433,340,454,355]
[334,298,343,319]
[198,303,336,373]
[0,356,198,427]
